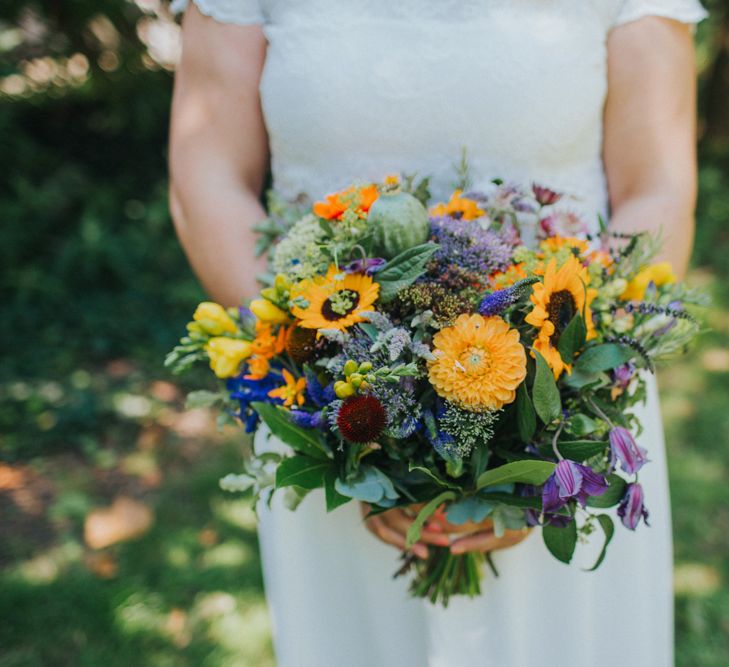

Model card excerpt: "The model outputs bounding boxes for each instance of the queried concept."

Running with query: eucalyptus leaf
[543,519,578,564]
[335,466,400,505]
[275,455,331,490]
[376,243,439,302]
[405,490,457,549]
[252,401,331,461]
[586,514,615,571]
[532,351,562,424]
[476,460,555,489]
[446,496,494,525]
[492,505,526,537]
[516,383,537,443]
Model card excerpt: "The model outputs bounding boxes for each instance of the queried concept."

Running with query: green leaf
[516,383,537,443]
[532,351,562,424]
[445,496,494,525]
[587,474,627,508]
[251,402,330,461]
[574,344,634,375]
[376,243,439,302]
[185,390,224,410]
[557,313,587,363]
[543,519,578,564]
[476,460,556,489]
[408,464,462,490]
[565,414,601,437]
[586,514,615,571]
[478,492,542,510]
[554,440,608,461]
[275,455,331,490]
[324,469,351,512]
[405,490,457,549]
[334,466,399,505]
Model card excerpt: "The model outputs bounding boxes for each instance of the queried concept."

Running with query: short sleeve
[170,0,264,25]
[613,0,708,28]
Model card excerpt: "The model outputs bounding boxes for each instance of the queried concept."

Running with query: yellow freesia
[205,337,252,378]
[250,298,290,324]
[621,262,676,301]
[191,302,237,336]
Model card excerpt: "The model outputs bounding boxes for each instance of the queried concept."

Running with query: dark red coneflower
[336,395,387,443]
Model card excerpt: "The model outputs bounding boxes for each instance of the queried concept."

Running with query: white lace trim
[614,0,708,27]
[169,0,264,25]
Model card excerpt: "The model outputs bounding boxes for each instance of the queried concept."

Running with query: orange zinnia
[428,314,527,412]
[312,184,380,221]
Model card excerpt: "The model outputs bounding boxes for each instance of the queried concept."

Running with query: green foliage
[543,520,578,564]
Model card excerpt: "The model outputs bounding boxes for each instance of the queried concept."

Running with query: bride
[168,1,707,665]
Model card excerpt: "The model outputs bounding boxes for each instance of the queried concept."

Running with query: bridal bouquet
[166,173,702,605]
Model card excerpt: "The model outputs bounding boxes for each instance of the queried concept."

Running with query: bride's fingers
[450,528,530,555]
[380,509,451,547]
[364,514,429,559]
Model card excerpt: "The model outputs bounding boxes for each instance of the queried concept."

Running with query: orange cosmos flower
[268,369,307,408]
[313,184,380,221]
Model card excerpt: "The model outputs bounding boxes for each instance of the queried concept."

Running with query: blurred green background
[0,2,727,665]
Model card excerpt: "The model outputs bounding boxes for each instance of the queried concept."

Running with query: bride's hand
[360,503,451,560]
[449,526,531,555]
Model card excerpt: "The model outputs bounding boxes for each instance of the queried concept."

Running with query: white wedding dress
[174,1,707,665]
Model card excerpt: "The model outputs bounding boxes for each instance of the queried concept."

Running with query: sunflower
[539,236,591,257]
[525,256,598,378]
[429,189,486,221]
[290,265,379,331]
[428,314,527,412]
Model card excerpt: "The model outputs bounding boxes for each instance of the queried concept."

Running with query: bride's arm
[169,6,269,306]
[604,17,699,279]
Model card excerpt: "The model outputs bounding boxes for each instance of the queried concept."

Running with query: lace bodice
[173,0,707,229]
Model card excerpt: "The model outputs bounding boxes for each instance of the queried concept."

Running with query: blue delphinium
[227,372,283,432]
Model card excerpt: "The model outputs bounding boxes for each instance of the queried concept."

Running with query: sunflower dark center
[322,289,360,321]
[547,289,576,344]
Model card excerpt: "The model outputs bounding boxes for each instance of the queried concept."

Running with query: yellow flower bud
[334,380,355,399]
[193,302,238,336]
[205,337,252,378]
[621,262,676,301]
[274,274,291,292]
[343,360,359,376]
[358,362,373,373]
[349,373,364,388]
[250,298,290,324]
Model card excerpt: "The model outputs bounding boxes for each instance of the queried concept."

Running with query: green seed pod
[368,190,430,259]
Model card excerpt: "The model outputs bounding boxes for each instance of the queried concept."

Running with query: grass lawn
[1,270,728,667]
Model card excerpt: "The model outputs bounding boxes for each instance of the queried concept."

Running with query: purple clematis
[618,483,650,530]
[344,257,386,276]
[609,426,649,475]
[542,459,609,513]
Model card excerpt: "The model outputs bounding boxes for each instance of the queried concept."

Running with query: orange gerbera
[429,189,486,221]
[313,184,379,221]
[525,256,598,378]
[267,369,306,408]
[290,266,379,331]
[428,314,527,412]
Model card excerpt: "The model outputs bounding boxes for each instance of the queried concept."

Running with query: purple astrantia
[618,483,650,530]
[343,257,386,276]
[609,426,649,474]
[542,459,609,513]
[429,217,513,275]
